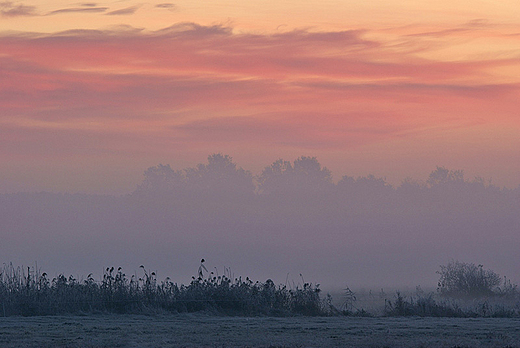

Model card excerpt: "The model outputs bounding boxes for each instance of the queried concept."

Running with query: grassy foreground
[1,314,519,348]
[0,263,325,317]
[2,263,519,318]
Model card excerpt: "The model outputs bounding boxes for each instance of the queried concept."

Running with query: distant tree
[398,177,425,192]
[185,154,255,197]
[437,261,501,298]
[395,177,427,204]
[293,156,332,184]
[136,164,185,194]
[427,166,464,187]
[258,156,333,195]
[257,159,293,194]
[336,174,394,203]
[339,174,392,191]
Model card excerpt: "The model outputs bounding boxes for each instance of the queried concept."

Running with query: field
[1,314,519,348]
[2,263,519,347]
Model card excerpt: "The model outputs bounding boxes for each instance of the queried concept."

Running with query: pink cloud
[0,1,36,17]
[0,23,519,190]
[46,6,107,15]
[1,24,504,83]
[106,5,139,16]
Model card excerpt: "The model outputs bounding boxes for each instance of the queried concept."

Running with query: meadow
[3,158,520,291]
[1,313,520,347]
[2,262,519,318]
[1,262,520,347]
[0,263,325,317]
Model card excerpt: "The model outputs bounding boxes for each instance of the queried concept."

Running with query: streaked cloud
[0,22,519,191]
[0,1,36,17]
[47,6,108,15]
[155,3,176,10]
[106,5,139,16]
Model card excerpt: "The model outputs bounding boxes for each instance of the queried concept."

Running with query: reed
[0,263,327,317]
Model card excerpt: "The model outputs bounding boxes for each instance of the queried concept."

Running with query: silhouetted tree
[258,156,333,196]
[398,177,425,193]
[427,166,464,187]
[340,174,392,193]
[136,164,185,194]
[336,174,394,207]
[185,154,255,197]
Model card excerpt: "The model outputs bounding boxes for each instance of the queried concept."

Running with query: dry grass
[0,263,326,317]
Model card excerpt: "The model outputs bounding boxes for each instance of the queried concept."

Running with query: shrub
[437,261,502,298]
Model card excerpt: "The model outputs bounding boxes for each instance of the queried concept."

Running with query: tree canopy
[258,156,333,196]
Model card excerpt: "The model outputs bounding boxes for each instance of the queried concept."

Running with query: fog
[1,154,519,292]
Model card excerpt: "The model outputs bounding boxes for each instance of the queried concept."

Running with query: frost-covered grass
[382,291,520,318]
[1,314,520,348]
[0,263,325,317]
[2,263,519,318]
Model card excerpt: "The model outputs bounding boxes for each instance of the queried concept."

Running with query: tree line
[1,154,518,290]
[133,153,519,210]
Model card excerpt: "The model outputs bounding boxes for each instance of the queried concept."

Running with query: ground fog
[2,156,519,290]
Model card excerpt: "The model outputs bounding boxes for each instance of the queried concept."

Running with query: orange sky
[1,0,519,193]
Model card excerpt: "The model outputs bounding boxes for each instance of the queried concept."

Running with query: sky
[0,0,519,193]
[1,0,520,291]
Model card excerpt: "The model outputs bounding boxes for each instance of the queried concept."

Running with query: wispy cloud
[47,7,107,15]
[0,23,518,182]
[1,23,517,101]
[0,1,36,17]
[106,5,139,16]
[155,3,176,10]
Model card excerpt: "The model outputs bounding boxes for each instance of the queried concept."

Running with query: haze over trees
[258,157,334,196]
[0,154,519,289]
[137,154,254,199]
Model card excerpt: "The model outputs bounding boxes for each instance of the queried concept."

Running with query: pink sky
[1,0,519,193]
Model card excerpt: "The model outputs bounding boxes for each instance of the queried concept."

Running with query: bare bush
[437,261,502,298]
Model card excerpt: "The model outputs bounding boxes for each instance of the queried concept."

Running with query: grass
[383,291,520,318]
[1,263,519,318]
[0,263,326,317]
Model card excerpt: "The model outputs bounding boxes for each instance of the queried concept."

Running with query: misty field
[1,313,519,348]
[3,157,519,290]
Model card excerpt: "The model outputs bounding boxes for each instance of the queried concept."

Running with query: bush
[437,261,502,298]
